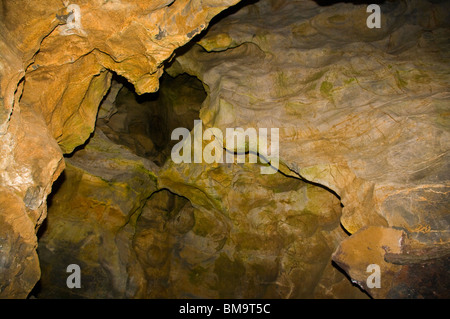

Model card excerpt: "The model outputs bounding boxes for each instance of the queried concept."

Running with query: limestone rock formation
[0,0,239,298]
[38,129,158,298]
[333,225,450,298]
[170,0,450,234]
[38,82,364,299]
[166,0,450,297]
[0,0,449,299]
[96,73,206,164]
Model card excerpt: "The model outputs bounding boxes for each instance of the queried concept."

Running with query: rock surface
[333,225,450,298]
[0,0,239,298]
[97,73,206,164]
[165,0,450,297]
[38,107,365,299]
[38,129,158,298]
[0,0,449,299]
[170,0,450,234]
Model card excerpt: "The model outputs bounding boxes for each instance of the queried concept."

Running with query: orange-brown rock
[333,226,450,298]
[332,226,404,298]
[0,0,239,298]
[1,0,448,299]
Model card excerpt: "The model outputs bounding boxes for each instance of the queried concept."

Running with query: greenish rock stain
[328,14,346,24]
[320,81,333,96]
[276,71,290,97]
[344,77,356,85]
[192,212,216,237]
[395,70,408,89]
[304,82,317,93]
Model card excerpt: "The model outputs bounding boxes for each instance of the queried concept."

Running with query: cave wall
[0,0,449,299]
[0,0,239,298]
[36,68,363,298]
[97,73,207,163]
[163,0,450,298]
[38,129,364,298]
[38,0,450,299]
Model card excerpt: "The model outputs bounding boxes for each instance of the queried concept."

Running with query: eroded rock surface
[165,0,450,297]
[333,225,450,298]
[37,130,158,298]
[0,0,239,298]
[97,73,206,164]
[1,0,449,299]
[38,127,365,298]
[170,0,450,234]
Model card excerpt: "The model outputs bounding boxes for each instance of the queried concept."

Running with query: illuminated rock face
[162,0,450,298]
[37,83,360,299]
[1,0,449,298]
[0,0,239,298]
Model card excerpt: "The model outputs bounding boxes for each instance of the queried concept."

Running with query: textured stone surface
[333,225,450,298]
[38,129,365,298]
[0,106,64,298]
[97,73,206,164]
[0,0,239,298]
[1,0,449,299]
[37,82,364,298]
[157,156,360,298]
[37,129,158,298]
[16,0,239,154]
[332,226,404,298]
[169,0,450,235]
[165,0,450,296]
